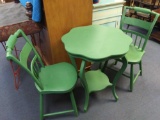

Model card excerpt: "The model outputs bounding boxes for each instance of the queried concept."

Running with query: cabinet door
[41,0,92,64]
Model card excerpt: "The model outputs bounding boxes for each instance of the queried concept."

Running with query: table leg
[68,55,90,111]
[79,60,90,112]
[68,54,78,71]
[112,57,128,101]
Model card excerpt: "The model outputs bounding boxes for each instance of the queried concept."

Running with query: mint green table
[62,25,132,111]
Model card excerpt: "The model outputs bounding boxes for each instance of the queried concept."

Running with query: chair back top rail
[121,6,159,51]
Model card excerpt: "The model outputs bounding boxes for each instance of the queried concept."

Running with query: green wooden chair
[6,29,78,120]
[103,6,159,92]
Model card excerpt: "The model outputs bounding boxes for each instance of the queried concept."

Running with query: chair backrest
[6,29,44,90]
[120,6,159,51]
[132,0,157,9]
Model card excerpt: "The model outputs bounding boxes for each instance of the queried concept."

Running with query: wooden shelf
[150,31,160,42]
[85,69,112,93]
[150,8,160,42]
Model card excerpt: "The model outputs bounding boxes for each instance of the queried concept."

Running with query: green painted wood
[117,6,159,91]
[85,69,112,93]
[62,25,132,111]
[6,29,78,119]
[20,43,32,69]
[62,25,132,61]
[35,62,78,94]
[125,44,145,63]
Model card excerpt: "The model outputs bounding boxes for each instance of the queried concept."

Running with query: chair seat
[36,62,77,94]
[125,44,145,63]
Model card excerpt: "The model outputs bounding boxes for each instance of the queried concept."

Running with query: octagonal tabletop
[62,25,132,61]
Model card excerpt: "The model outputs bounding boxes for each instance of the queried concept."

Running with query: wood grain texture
[42,0,92,64]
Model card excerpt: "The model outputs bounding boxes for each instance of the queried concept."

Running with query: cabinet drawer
[93,7,122,21]
[92,16,121,28]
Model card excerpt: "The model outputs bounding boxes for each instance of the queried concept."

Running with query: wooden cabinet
[92,0,125,28]
[39,0,92,65]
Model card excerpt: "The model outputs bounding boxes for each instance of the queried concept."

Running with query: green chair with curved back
[6,29,78,120]
[102,6,159,92]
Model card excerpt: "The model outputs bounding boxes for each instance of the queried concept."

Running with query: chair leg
[114,60,118,65]
[84,90,90,112]
[9,61,21,90]
[30,34,37,46]
[101,60,108,72]
[130,64,134,92]
[139,61,142,76]
[40,94,44,120]
[70,91,78,116]
[1,41,6,50]
[112,57,128,100]
[1,42,21,90]
[112,85,118,102]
